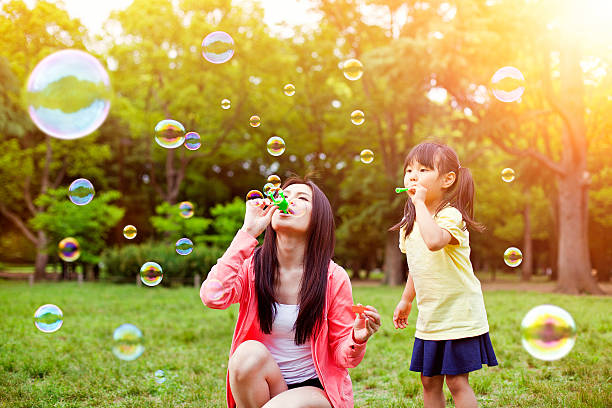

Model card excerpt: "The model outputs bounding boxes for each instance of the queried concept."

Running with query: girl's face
[271,183,313,234]
[403,161,455,203]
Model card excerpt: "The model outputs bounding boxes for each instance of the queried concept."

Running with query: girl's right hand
[393,299,412,329]
[241,199,278,238]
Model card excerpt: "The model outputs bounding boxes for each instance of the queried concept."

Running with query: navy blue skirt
[410,332,498,377]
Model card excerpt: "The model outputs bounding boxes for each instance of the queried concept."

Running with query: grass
[0,281,610,407]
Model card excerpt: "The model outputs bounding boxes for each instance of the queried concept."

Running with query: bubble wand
[265,189,290,213]
[395,187,411,193]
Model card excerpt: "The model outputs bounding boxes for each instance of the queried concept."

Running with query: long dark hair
[254,177,335,345]
[390,142,485,238]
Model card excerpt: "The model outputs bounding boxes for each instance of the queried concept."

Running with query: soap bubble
[263,182,278,196]
[360,149,374,164]
[142,174,150,184]
[184,132,201,150]
[140,261,163,286]
[501,168,515,182]
[203,279,224,301]
[221,99,231,110]
[521,305,576,361]
[249,115,261,128]
[179,201,194,218]
[154,369,166,384]
[58,237,80,262]
[342,58,363,81]
[283,84,295,96]
[68,178,95,205]
[267,136,285,156]
[202,31,234,64]
[112,323,144,361]
[331,100,341,108]
[491,66,525,103]
[351,110,365,125]
[34,304,63,333]
[155,119,185,148]
[267,174,281,187]
[176,238,193,256]
[504,247,523,267]
[26,49,111,140]
[123,225,137,240]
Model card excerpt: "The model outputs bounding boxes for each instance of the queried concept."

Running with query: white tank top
[261,303,318,384]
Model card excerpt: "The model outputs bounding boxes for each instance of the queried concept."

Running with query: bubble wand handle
[395,187,410,193]
[266,190,290,213]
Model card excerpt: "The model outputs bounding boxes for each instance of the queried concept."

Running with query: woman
[201,177,381,408]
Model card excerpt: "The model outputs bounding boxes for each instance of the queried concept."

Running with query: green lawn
[0,281,610,407]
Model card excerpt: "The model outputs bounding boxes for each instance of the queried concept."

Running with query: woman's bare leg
[421,374,445,408]
[445,373,478,408]
[263,386,331,408]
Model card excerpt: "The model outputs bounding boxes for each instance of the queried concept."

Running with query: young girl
[391,142,497,408]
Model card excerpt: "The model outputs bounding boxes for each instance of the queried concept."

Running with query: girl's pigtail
[389,198,416,239]
[450,166,485,233]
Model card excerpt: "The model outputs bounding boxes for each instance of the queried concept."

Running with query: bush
[100,241,224,286]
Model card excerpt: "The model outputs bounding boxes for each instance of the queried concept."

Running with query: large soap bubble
[202,31,235,64]
[521,305,576,361]
[140,261,163,286]
[58,237,80,262]
[112,323,145,361]
[34,304,63,333]
[68,178,95,205]
[155,119,185,148]
[491,66,525,103]
[26,49,111,140]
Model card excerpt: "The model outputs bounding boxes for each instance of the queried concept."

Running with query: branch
[39,135,52,196]
[489,132,566,176]
[23,176,37,217]
[51,160,67,189]
[0,204,38,244]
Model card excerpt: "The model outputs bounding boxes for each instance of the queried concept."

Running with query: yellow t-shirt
[399,206,489,340]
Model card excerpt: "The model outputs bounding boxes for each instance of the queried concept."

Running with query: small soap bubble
[263,182,277,196]
[58,237,80,262]
[491,66,525,103]
[202,31,235,64]
[123,225,137,239]
[283,84,295,96]
[140,261,163,286]
[249,115,261,128]
[351,110,365,125]
[360,149,374,164]
[154,369,166,384]
[331,100,341,108]
[342,58,363,80]
[504,247,523,267]
[155,119,185,149]
[112,323,144,361]
[246,190,265,207]
[26,49,111,140]
[179,201,194,218]
[68,178,95,205]
[184,132,201,150]
[142,174,150,184]
[34,304,63,333]
[501,168,515,182]
[267,136,285,156]
[176,238,194,256]
[267,174,281,187]
[221,99,231,110]
[521,305,576,361]
[203,279,224,301]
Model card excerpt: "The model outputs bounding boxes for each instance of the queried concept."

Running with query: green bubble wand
[395,187,411,193]
[265,189,290,213]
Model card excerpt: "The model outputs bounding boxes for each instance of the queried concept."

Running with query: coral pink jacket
[200,229,368,408]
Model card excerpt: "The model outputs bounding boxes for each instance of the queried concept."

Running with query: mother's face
[270,183,313,235]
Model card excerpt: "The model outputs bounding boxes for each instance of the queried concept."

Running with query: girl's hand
[241,198,278,238]
[352,305,381,344]
[393,299,412,329]
[408,184,427,204]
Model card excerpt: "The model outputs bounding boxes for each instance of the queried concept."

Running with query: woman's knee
[229,340,271,382]
[421,374,444,391]
[445,374,469,394]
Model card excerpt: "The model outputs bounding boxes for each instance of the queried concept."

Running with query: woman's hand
[392,299,412,329]
[352,305,381,344]
[241,198,278,238]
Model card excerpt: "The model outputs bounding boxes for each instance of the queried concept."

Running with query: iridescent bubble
[140,261,163,286]
[184,132,201,151]
[202,31,235,64]
[142,174,150,184]
[504,247,523,267]
[176,238,193,256]
[491,66,525,103]
[58,237,80,262]
[203,279,224,302]
[221,99,231,110]
[331,100,341,108]
[342,59,363,81]
[179,201,194,219]
[283,84,295,96]
[26,49,111,140]
[246,190,265,207]
[249,115,261,128]
[154,369,166,384]
[351,110,365,125]
[123,225,137,240]
[112,323,144,361]
[155,119,185,149]
[360,149,374,164]
[263,182,277,197]
[521,305,576,361]
[267,136,285,156]
[34,304,63,333]
[267,174,281,187]
[501,168,516,183]
[68,178,95,205]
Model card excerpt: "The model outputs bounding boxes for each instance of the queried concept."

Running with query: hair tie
[457,164,462,170]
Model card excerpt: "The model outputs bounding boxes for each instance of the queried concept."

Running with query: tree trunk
[383,231,404,285]
[33,231,48,281]
[521,194,533,281]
